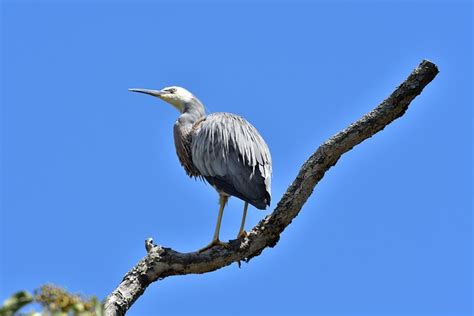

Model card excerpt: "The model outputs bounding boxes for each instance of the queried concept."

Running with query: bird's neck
[178,99,206,129]
[178,110,204,128]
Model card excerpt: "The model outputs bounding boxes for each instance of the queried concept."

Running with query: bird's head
[128,86,196,113]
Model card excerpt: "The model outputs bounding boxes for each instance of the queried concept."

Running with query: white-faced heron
[129,86,272,251]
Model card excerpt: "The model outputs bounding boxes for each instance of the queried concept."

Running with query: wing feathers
[191,113,271,208]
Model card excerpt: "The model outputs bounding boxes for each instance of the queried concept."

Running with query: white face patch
[159,86,195,112]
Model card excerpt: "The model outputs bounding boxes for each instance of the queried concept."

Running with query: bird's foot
[198,239,229,252]
[236,230,248,239]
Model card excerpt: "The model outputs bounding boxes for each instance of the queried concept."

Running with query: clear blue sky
[1,1,472,315]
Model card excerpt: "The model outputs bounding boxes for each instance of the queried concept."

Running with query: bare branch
[104,60,439,316]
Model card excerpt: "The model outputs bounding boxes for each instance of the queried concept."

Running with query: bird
[129,86,272,251]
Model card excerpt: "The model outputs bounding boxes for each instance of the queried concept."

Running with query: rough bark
[104,60,439,316]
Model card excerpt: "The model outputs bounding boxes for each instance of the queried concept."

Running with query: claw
[236,230,248,239]
[198,239,229,252]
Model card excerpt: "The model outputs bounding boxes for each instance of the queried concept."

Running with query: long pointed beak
[128,88,164,97]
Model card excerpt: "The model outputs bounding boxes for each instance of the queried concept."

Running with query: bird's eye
[167,88,177,94]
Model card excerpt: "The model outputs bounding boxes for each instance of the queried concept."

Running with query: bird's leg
[198,194,229,252]
[236,202,249,239]
[211,195,226,242]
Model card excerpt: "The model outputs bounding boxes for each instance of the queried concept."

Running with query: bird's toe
[236,230,248,239]
[197,239,229,253]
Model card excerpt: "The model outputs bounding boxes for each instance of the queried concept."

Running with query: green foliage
[0,291,34,316]
[0,285,102,316]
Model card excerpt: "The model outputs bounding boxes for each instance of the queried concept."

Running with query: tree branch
[104,60,439,316]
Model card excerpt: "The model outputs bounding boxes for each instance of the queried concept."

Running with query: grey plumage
[191,113,271,209]
[129,85,272,249]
